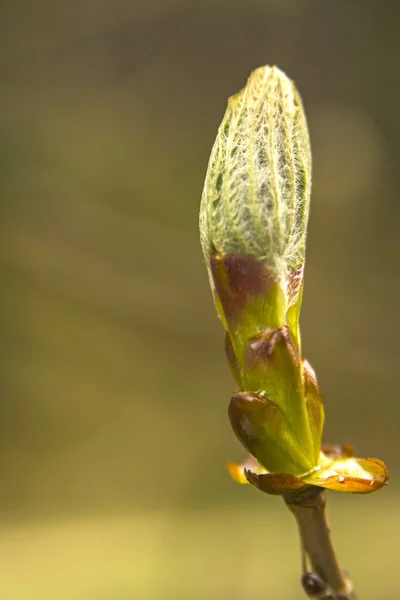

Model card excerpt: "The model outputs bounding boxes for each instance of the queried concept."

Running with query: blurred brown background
[0,1,399,598]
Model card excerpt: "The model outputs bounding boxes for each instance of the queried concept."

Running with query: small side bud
[301,572,327,597]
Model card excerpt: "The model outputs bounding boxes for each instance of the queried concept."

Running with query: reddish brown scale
[210,253,272,326]
[244,469,306,495]
[244,326,300,372]
[245,329,282,366]
[229,392,281,435]
[228,392,282,452]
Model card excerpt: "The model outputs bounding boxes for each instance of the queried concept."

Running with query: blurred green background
[0,1,399,598]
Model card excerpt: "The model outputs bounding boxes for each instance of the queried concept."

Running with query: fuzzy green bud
[200,65,311,330]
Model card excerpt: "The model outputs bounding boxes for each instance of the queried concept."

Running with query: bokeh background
[1,1,399,598]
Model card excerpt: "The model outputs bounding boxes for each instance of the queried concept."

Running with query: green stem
[283,486,356,599]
